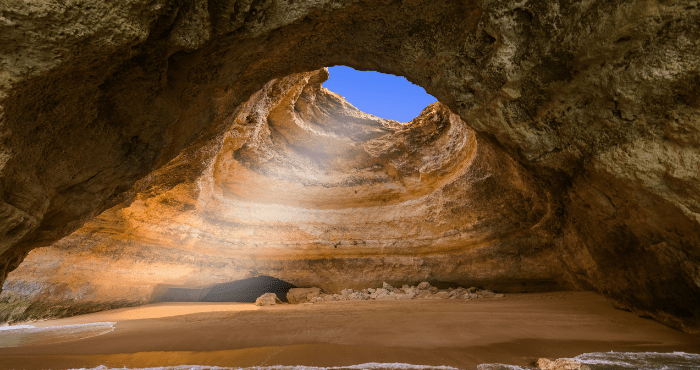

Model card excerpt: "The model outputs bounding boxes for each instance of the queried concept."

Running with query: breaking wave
[71,365,459,370]
[67,352,700,370]
[0,322,115,348]
[478,351,700,370]
[573,351,700,369]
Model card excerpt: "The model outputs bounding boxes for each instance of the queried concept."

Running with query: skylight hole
[322,66,438,123]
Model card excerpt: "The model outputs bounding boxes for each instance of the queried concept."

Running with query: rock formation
[0,0,698,332]
[254,293,282,306]
[287,288,322,304]
[285,282,504,303]
[2,70,566,321]
[537,358,591,370]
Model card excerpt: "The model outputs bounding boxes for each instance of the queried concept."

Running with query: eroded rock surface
[2,70,566,321]
[254,293,282,306]
[0,0,699,331]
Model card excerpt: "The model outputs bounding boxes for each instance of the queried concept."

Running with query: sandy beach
[0,291,698,370]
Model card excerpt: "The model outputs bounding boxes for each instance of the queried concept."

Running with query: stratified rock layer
[3,71,567,317]
[0,0,698,332]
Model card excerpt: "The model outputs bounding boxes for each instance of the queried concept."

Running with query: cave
[0,0,699,368]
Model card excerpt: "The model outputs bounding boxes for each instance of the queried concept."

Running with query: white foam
[0,324,35,331]
[0,322,115,332]
[63,352,700,370]
[0,322,116,348]
[71,364,460,370]
[571,351,700,369]
[477,364,531,370]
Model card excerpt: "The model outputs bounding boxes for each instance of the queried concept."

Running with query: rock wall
[0,0,698,332]
[2,70,568,317]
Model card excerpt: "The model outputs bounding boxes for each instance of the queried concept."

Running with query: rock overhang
[0,0,697,333]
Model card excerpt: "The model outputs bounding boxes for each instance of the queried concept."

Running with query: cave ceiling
[0,0,698,333]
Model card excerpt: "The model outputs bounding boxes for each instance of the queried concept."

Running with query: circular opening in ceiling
[322,66,437,123]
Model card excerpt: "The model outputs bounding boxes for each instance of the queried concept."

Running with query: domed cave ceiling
[2,69,566,308]
[0,0,698,333]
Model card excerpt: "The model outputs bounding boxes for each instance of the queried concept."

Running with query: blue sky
[323,66,437,122]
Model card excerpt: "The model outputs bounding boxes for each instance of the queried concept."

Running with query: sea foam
[0,322,115,348]
[72,364,460,370]
[573,351,700,369]
[0,324,35,331]
[60,351,700,370]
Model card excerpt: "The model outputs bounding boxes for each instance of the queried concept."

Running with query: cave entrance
[152,276,296,303]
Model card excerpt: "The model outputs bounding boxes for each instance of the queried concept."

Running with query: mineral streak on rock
[0,0,698,332]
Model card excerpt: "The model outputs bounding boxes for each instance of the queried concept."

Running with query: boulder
[482,290,496,298]
[376,294,396,301]
[286,287,321,304]
[254,293,282,306]
[537,358,591,370]
[348,292,368,300]
[437,291,450,299]
[417,291,432,299]
[417,282,432,290]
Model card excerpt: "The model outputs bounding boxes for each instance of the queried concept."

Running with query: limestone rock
[373,289,394,300]
[481,290,496,298]
[537,358,591,370]
[437,292,450,299]
[254,293,281,306]
[0,0,698,333]
[348,292,368,301]
[287,288,321,304]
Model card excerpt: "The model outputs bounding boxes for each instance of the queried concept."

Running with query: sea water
[73,365,460,370]
[0,322,115,348]
[67,352,700,370]
[478,351,700,370]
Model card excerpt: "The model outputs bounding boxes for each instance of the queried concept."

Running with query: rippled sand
[0,292,698,369]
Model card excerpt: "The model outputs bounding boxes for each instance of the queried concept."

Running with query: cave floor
[0,291,698,369]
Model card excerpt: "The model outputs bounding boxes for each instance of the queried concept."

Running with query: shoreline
[1,292,698,369]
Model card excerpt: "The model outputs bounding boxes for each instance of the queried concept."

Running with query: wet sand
[0,291,698,369]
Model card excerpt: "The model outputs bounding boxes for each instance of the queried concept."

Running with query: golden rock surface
[0,0,698,332]
[3,71,567,314]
